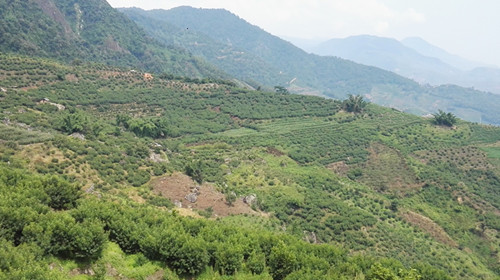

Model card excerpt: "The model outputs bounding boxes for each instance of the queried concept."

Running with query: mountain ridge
[122,6,500,125]
[121,6,417,95]
[308,34,500,94]
[311,35,460,85]
[401,37,490,71]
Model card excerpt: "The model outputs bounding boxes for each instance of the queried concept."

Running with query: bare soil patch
[151,172,261,217]
[266,147,285,157]
[327,161,349,176]
[401,210,458,247]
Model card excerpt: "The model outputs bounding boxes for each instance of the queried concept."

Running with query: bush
[246,250,266,274]
[41,176,81,210]
[0,240,66,280]
[68,219,107,260]
[268,241,299,280]
[171,236,209,275]
[127,170,151,187]
[214,244,244,275]
[23,212,105,260]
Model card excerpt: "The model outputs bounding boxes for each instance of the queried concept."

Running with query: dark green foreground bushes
[0,165,449,279]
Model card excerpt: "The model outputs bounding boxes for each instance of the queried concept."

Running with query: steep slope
[121,8,285,90]
[0,0,225,78]
[121,6,500,125]
[121,7,418,96]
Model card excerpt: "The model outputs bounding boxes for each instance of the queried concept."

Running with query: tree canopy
[342,94,368,113]
[432,110,458,127]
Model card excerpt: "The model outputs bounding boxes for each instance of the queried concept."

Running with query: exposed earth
[151,172,262,217]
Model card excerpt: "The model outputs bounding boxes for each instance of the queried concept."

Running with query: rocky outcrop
[33,0,75,38]
[70,132,85,141]
[243,194,257,205]
[185,192,198,203]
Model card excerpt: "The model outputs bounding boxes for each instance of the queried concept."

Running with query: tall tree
[342,94,367,113]
[432,110,458,127]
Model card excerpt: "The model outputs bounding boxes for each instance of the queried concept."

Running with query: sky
[107,0,500,67]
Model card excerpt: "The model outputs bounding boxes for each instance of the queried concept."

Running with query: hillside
[1,52,500,279]
[120,7,417,97]
[121,8,289,91]
[121,6,500,126]
[0,0,224,78]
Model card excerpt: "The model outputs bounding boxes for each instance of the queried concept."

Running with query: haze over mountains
[2,1,500,279]
[121,6,500,125]
[400,37,488,71]
[2,0,500,124]
[303,35,500,94]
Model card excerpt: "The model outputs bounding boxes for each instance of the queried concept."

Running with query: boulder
[70,132,85,140]
[243,194,257,205]
[185,192,198,203]
[174,200,182,208]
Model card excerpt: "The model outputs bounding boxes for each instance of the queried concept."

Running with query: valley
[1,1,500,279]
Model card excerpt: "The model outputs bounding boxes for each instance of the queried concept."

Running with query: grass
[0,123,53,144]
[217,127,260,137]
[99,242,163,279]
[51,242,165,279]
[481,146,500,159]
[359,143,420,192]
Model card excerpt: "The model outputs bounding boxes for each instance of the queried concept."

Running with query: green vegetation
[482,146,500,159]
[0,0,224,78]
[342,94,368,113]
[1,49,500,279]
[432,110,458,127]
[1,165,445,279]
[3,2,500,278]
[121,6,500,125]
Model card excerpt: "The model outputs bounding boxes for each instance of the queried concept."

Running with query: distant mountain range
[305,35,500,94]
[121,7,500,125]
[2,1,500,125]
[400,37,486,71]
[121,6,417,98]
[3,2,500,278]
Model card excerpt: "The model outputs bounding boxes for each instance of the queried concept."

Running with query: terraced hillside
[1,53,500,279]
[121,6,500,125]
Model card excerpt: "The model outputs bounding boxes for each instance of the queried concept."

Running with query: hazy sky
[107,0,500,67]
